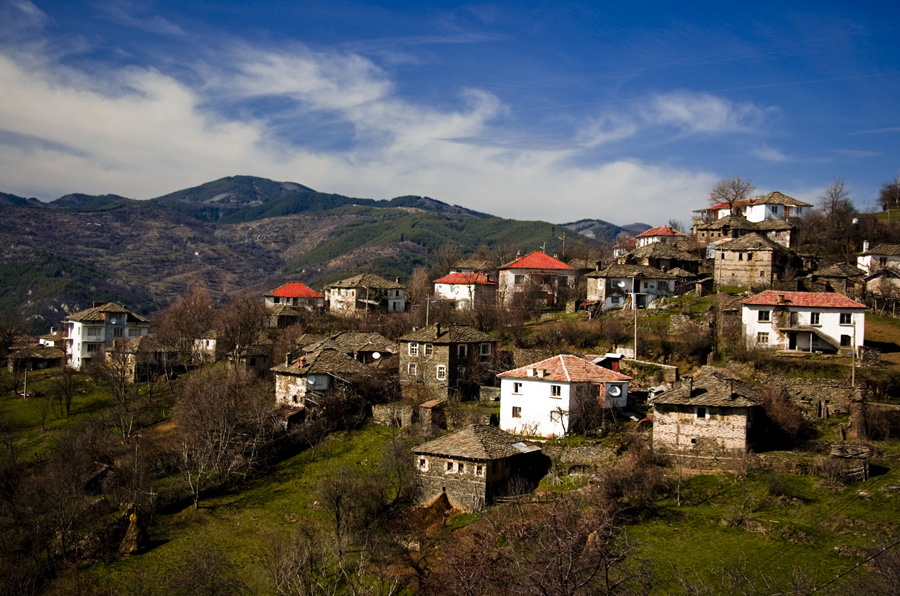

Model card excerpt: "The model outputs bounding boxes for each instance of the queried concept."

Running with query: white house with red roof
[265,282,324,309]
[433,272,497,310]
[741,290,865,354]
[698,191,812,223]
[635,225,687,248]
[498,251,576,308]
[498,354,631,438]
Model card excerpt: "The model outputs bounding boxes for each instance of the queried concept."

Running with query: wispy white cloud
[834,149,881,158]
[95,1,184,36]
[647,91,770,133]
[750,144,790,163]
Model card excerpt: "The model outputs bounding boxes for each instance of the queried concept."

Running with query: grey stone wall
[479,386,501,402]
[372,403,414,427]
[620,358,679,385]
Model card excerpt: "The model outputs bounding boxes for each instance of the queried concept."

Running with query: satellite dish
[372,352,381,360]
[110,318,117,324]
[608,385,622,397]
[615,281,626,288]
[308,375,317,384]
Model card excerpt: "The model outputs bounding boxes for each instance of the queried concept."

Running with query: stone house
[741,290,866,354]
[325,273,406,315]
[399,324,497,401]
[714,233,802,289]
[271,348,369,407]
[7,346,66,373]
[651,368,760,457]
[585,264,676,310]
[857,243,900,275]
[497,251,576,308]
[622,242,700,274]
[810,263,867,300]
[498,354,631,438]
[433,272,497,310]
[412,425,545,511]
[105,335,181,383]
[865,264,900,298]
[63,302,150,370]
[699,191,811,222]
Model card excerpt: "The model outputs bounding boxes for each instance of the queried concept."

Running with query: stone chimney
[683,375,693,397]
[777,294,786,305]
[285,352,292,367]
[863,240,870,253]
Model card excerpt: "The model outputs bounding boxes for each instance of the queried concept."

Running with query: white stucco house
[741,290,865,354]
[585,264,676,310]
[433,272,497,310]
[710,191,812,222]
[63,302,150,370]
[857,243,900,276]
[498,354,631,438]
[634,225,687,247]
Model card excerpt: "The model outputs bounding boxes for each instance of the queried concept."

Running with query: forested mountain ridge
[0,176,633,330]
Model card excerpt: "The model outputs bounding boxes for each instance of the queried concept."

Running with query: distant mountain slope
[562,219,650,243]
[0,192,41,208]
[49,193,136,211]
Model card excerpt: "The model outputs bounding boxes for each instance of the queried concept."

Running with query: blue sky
[1,0,898,225]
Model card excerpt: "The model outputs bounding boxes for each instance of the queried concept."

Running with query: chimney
[395,277,400,284]
[729,378,736,400]
[93,301,107,308]
[527,368,535,377]
[684,375,693,397]
[436,323,441,336]
[285,352,292,367]
[516,250,522,259]
[863,240,870,253]
[777,294,785,305]
[611,359,620,373]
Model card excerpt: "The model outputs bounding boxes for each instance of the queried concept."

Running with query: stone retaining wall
[372,403,414,427]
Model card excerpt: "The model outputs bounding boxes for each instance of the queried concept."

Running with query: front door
[788,333,796,350]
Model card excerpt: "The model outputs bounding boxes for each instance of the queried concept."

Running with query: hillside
[562,218,650,243]
[0,177,593,330]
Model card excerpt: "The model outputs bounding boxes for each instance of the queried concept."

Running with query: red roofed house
[433,272,497,310]
[741,290,865,354]
[612,237,637,259]
[498,251,576,308]
[635,225,687,248]
[499,354,631,438]
[265,282,324,309]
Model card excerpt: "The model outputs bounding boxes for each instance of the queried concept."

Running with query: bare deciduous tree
[709,175,755,216]
[155,286,217,368]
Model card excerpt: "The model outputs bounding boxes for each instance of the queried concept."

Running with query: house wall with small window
[715,249,775,288]
[652,404,754,455]
[400,339,496,401]
[499,377,574,438]
[413,452,509,511]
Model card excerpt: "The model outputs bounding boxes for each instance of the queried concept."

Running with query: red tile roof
[741,290,865,309]
[433,272,496,285]
[613,237,637,250]
[499,354,631,383]
[636,225,687,238]
[270,282,323,299]
[502,251,575,271]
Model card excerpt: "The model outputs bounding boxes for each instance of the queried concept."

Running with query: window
[514,274,525,285]
[418,458,428,471]
[747,253,753,261]
[696,407,707,419]
[408,342,419,356]
[86,327,100,338]
[758,310,771,322]
[457,344,468,357]
[457,463,465,473]
[841,335,852,347]
[738,253,743,261]
[840,313,852,325]
[424,343,433,356]
[480,343,491,357]
[810,312,820,325]
[128,328,141,337]
[512,382,523,394]
[550,385,562,398]
[408,363,417,375]
[512,406,522,418]
[757,332,769,344]
[436,365,447,380]
[457,366,466,378]
[476,465,484,476]
[446,461,454,472]
[720,253,725,260]
[113,328,123,337]
[87,343,99,352]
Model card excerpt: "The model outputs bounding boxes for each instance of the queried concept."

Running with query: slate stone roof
[9,346,66,360]
[400,324,495,344]
[268,304,302,316]
[629,242,700,261]
[652,368,759,408]
[266,282,323,299]
[433,272,496,285]
[501,251,575,271]
[304,332,397,355]
[753,219,794,231]
[754,191,812,207]
[860,243,900,257]
[696,214,757,231]
[667,267,697,278]
[814,263,866,278]
[271,348,369,376]
[587,263,674,279]
[715,233,789,253]
[66,303,150,323]
[326,273,405,290]
[413,425,537,460]
[499,354,631,383]
[741,290,865,309]
[116,335,178,353]
[451,259,494,271]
